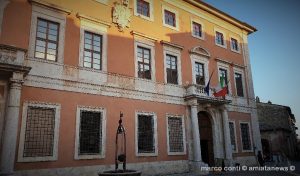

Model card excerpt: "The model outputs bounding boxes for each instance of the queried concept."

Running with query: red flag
[213,86,228,98]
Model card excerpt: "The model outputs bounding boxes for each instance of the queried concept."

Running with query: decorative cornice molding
[160,40,184,50]
[215,57,246,68]
[76,13,111,27]
[130,31,158,42]
[28,0,72,15]
[189,46,210,58]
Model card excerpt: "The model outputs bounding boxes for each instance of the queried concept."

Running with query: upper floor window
[83,31,102,70]
[195,62,205,85]
[215,31,225,46]
[219,68,228,86]
[164,10,176,27]
[166,54,178,84]
[235,72,244,97]
[137,0,150,17]
[35,18,59,61]
[231,38,239,52]
[137,46,151,79]
[192,21,202,38]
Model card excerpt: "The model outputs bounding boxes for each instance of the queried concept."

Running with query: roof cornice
[184,0,257,34]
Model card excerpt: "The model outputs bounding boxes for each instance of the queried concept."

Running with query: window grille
[229,122,236,151]
[241,123,251,150]
[137,115,155,153]
[79,111,102,155]
[168,117,184,153]
[35,18,59,61]
[23,107,55,157]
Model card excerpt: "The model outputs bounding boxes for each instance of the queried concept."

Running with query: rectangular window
[215,31,224,46]
[79,111,103,155]
[219,68,229,94]
[166,54,178,84]
[35,18,59,61]
[231,38,239,51]
[167,116,185,154]
[164,9,176,27]
[137,114,155,154]
[83,31,102,70]
[23,107,55,157]
[235,73,244,97]
[192,21,202,38]
[229,122,237,151]
[137,46,151,79]
[195,62,205,85]
[137,0,150,17]
[240,123,251,151]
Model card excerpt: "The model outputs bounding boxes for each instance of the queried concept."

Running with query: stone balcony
[184,84,231,105]
[0,44,31,77]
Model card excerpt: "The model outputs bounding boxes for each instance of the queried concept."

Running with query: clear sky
[203,0,300,135]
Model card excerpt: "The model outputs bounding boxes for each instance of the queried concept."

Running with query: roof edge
[185,0,257,34]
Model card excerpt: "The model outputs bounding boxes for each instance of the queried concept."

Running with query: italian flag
[213,74,228,98]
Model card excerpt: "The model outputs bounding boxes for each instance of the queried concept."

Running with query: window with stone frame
[166,54,178,84]
[164,9,176,27]
[83,31,102,70]
[79,110,103,155]
[192,21,202,38]
[215,31,225,46]
[240,123,251,150]
[137,0,150,17]
[229,122,237,151]
[167,116,184,153]
[137,46,151,79]
[23,107,56,157]
[195,62,205,85]
[137,114,155,154]
[235,73,244,97]
[34,18,59,61]
[219,68,229,93]
[231,38,239,52]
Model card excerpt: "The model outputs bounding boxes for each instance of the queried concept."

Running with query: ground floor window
[240,122,252,151]
[167,115,186,155]
[136,112,157,156]
[229,121,237,152]
[18,102,60,162]
[75,106,106,159]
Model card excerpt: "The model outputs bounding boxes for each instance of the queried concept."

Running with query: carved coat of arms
[112,0,131,31]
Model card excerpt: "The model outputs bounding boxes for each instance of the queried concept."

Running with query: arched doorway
[198,111,214,166]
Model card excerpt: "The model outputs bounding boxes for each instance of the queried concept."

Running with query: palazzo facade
[0,0,262,175]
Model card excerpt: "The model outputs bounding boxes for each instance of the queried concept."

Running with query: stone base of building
[234,156,258,166]
[189,161,209,175]
[14,160,189,176]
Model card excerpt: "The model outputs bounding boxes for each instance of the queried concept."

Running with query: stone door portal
[198,111,214,166]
